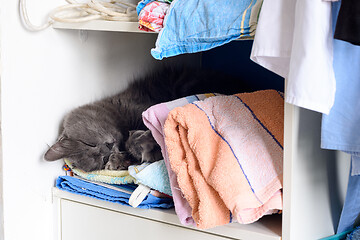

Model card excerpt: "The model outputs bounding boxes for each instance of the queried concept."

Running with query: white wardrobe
[0,1,350,239]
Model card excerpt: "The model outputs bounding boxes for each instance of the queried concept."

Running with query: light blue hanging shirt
[321,1,360,234]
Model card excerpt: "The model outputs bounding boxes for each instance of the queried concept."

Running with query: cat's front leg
[105,151,140,170]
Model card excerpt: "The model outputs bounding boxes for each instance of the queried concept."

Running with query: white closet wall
[0,1,199,240]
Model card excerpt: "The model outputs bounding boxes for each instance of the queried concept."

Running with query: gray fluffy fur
[44,66,256,172]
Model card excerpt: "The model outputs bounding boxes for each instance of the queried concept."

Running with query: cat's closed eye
[79,140,96,148]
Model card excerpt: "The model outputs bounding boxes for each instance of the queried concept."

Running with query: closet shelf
[52,20,152,33]
[53,187,282,240]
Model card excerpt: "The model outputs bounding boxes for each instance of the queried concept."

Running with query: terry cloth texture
[56,176,174,209]
[64,159,136,185]
[151,0,263,60]
[142,93,219,226]
[164,90,284,229]
[128,160,172,196]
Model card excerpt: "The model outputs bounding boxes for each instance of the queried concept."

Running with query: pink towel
[164,90,284,229]
[142,93,219,226]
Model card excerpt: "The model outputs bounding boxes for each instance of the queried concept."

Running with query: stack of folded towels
[143,90,284,229]
[56,89,284,229]
[56,159,174,209]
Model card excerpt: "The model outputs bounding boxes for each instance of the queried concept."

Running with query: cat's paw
[125,130,163,163]
[105,151,139,170]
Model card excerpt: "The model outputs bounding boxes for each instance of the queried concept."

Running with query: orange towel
[164,90,284,229]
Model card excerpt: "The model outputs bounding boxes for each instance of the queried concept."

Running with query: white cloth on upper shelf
[250,0,335,114]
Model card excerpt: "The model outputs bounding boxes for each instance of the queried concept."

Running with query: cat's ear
[129,130,136,136]
[44,137,86,161]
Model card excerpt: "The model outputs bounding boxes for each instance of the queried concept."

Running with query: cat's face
[44,107,133,172]
[44,136,116,171]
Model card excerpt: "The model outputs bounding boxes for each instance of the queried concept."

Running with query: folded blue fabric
[151,0,263,60]
[56,176,174,209]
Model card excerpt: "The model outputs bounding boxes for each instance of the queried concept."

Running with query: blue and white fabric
[321,0,360,234]
[151,0,263,60]
[56,176,174,209]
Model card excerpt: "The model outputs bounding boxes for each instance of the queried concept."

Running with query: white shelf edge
[52,20,155,33]
[53,187,281,240]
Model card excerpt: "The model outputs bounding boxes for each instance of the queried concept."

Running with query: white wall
[0,1,199,240]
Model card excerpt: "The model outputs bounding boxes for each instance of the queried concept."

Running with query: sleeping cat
[44,66,256,172]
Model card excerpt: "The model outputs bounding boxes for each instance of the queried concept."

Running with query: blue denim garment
[321,3,360,154]
[321,1,360,234]
[151,0,263,60]
[337,158,360,233]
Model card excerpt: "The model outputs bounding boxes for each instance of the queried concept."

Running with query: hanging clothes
[250,0,335,114]
[321,0,360,234]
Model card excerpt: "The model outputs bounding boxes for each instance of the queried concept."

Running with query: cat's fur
[44,66,256,172]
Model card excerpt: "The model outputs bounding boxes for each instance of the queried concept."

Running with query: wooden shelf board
[52,20,154,33]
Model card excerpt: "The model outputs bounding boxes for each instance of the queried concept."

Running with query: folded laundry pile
[57,159,174,209]
[136,0,263,59]
[64,159,136,185]
[163,90,284,229]
[142,93,220,225]
[150,0,263,59]
[56,90,284,229]
[56,175,173,209]
[142,90,284,229]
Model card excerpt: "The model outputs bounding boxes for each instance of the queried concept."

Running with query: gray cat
[44,66,256,172]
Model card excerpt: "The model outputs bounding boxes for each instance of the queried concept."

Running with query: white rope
[20,0,138,31]
[20,0,54,31]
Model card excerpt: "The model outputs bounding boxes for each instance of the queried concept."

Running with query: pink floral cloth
[138,1,170,32]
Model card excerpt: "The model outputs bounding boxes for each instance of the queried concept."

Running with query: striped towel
[164,90,284,229]
[151,0,263,60]
[142,93,219,226]
[64,159,136,185]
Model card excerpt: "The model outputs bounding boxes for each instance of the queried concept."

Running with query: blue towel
[321,1,360,234]
[128,160,172,196]
[151,0,263,60]
[56,176,174,209]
